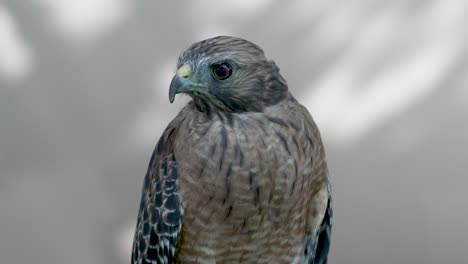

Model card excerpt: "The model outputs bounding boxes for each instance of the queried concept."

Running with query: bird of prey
[132,36,332,264]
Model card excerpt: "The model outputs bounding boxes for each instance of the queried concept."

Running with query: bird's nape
[168,36,288,113]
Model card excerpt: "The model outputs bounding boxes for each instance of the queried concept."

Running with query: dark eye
[212,63,232,80]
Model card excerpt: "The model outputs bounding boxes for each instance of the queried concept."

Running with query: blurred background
[1,0,467,263]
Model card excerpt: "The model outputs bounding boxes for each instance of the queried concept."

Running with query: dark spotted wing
[132,125,183,264]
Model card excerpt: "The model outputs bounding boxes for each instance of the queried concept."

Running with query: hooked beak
[169,64,192,103]
[169,64,208,103]
[169,74,190,103]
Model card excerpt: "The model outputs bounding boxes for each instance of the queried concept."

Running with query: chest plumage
[169,100,327,263]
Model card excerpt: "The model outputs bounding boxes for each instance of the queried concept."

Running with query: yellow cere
[176,64,191,78]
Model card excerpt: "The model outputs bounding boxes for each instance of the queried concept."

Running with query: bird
[131,36,332,264]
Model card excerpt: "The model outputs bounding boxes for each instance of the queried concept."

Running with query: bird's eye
[212,63,232,80]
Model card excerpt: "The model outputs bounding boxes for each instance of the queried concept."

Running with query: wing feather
[132,124,183,264]
[302,174,332,264]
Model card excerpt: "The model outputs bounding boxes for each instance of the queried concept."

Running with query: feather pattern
[301,172,332,264]
[131,36,331,263]
[132,123,184,264]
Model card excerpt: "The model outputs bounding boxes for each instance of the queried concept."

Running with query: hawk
[132,36,332,264]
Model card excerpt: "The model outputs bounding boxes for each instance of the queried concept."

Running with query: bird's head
[169,36,288,113]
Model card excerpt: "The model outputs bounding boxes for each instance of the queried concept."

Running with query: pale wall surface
[1,1,467,263]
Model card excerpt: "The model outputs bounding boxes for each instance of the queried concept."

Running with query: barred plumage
[132,36,331,263]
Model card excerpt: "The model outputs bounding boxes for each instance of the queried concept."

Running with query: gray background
[1,0,467,263]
